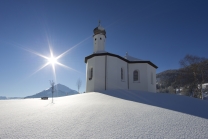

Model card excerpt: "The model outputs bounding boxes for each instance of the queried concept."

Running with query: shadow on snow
[100,89,208,120]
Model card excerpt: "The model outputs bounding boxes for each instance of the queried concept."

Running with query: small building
[41,97,48,100]
[202,83,208,90]
[85,22,158,93]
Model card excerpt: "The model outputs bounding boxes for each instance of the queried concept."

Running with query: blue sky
[0,0,208,97]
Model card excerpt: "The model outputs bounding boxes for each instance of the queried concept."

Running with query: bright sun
[48,56,57,65]
[23,35,92,79]
[23,34,92,79]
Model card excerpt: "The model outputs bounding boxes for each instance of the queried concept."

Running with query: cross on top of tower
[98,20,101,26]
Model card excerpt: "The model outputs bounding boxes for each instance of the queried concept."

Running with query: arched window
[121,68,123,80]
[89,68,93,80]
[133,70,140,82]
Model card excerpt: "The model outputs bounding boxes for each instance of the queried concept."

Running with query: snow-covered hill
[24,84,78,98]
[0,90,208,138]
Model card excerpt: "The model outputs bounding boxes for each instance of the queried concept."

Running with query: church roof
[124,53,143,61]
[85,52,158,69]
[93,21,106,37]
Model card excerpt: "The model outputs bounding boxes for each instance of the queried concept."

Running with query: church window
[95,38,97,41]
[100,38,102,40]
[121,68,124,80]
[133,70,140,82]
[89,68,93,80]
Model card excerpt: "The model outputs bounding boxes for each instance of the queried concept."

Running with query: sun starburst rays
[21,35,91,80]
[25,46,78,80]
[56,35,91,60]
[29,62,50,77]
[56,62,81,73]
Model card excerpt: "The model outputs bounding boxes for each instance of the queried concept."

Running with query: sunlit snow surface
[0,90,208,139]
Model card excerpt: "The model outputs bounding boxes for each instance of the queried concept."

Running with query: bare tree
[77,78,82,93]
[156,55,208,97]
[50,80,55,103]
[179,54,208,98]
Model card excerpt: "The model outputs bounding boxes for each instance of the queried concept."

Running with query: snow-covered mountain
[24,84,78,98]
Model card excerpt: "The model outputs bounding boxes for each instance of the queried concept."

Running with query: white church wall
[93,56,106,91]
[86,55,157,93]
[86,56,106,92]
[106,56,128,90]
[147,64,156,92]
[86,58,94,92]
[128,63,148,91]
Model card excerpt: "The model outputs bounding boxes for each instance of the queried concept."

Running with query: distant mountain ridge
[24,84,78,98]
[0,96,7,100]
[0,96,22,100]
[156,69,178,78]
[156,69,178,85]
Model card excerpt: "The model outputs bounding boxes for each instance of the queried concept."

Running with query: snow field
[0,92,208,139]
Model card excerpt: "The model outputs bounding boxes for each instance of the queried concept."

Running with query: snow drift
[0,90,208,138]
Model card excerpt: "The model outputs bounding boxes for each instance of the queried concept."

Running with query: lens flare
[21,35,91,81]
[24,46,80,81]
[48,57,57,65]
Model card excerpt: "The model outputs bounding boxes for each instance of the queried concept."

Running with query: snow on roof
[124,53,143,61]
[0,90,208,138]
[203,83,208,86]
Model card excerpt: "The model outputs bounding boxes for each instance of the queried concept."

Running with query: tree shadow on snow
[100,89,208,119]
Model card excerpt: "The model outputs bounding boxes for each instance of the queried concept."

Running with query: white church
[85,22,158,93]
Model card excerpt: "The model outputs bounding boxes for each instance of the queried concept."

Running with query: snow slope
[0,90,208,139]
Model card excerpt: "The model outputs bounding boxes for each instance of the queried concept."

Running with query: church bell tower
[93,21,106,53]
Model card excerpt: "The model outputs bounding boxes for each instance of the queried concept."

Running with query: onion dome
[93,20,106,37]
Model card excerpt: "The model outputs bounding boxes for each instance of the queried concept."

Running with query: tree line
[157,54,208,99]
